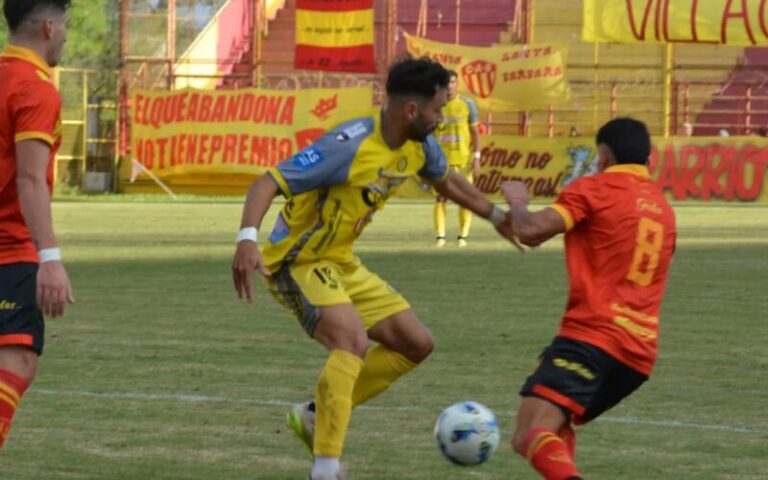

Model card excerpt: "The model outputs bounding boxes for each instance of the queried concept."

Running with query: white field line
[32,388,766,435]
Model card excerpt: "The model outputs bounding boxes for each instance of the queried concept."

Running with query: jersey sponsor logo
[0,300,19,311]
[439,134,461,143]
[292,146,325,170]
[268,213,291,244]
[613,316,658,340]
[335,122,368,142]
[361,167,411,207]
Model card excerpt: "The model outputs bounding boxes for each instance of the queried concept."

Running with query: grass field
[3,199,767,479]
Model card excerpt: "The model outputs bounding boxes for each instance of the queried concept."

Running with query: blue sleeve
[465,98,479,125]
[270,118,372,196]
[418,134,449,182]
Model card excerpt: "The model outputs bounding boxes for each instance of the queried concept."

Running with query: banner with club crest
[403,32,570,112]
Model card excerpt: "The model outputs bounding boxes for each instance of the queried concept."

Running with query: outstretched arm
[500,181,566,247]
[434,171,523,251]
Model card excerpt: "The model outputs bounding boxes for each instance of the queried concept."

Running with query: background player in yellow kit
[434,70,481,248]
[231,57,517,480]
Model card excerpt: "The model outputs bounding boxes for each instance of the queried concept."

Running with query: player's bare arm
[232,173,281,302]
[434,171,523,250]
[501,180,566,247]
[16,139,74,318]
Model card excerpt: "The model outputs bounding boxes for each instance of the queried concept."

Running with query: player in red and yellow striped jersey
[499,118,676,480]
[0,0,74,452]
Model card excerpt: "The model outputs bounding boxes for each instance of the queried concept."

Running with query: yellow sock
[459,207,473,238]
[434,202,446,237]
[351,345,418,408]
[314,349,364,457]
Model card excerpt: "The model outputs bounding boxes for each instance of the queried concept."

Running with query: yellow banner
[403,33,570,111]
[583,0,768,46]
[130,87,373,178]
[399,136,768,203]
[295,9,374,47]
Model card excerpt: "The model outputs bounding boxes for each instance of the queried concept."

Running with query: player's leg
[352,308,433,407]
[309,304,366,479]
[512,397,581,480]
[512,337,608,480]
[0,263,43,450]
[457,168,473,247]
[337,263,431,408]
[434,195,447,247]
[267,262,364,480]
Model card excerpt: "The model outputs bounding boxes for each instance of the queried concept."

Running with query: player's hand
[36,261,75,318]
[500,180,530,206]
[232,241,271,303]
[494,216,525,252]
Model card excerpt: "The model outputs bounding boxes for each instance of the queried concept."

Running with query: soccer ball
[434,401,501,466]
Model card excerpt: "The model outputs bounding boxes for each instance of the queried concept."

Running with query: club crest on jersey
[292,146,325,170]
[336,122,368,142]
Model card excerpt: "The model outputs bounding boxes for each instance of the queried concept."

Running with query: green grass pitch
[3,199,767,479]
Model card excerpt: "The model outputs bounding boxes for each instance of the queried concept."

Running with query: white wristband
[236,227,258,243]
[488,205,506,227]
[38,248,61,263]
[473,151,481,160]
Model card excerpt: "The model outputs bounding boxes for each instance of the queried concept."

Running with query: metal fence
[54,68,119,191]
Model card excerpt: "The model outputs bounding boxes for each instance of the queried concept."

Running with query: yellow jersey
[436,95,479,167]
[263,114,449,271]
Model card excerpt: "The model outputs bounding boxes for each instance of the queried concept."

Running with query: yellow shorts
[266,260,411,337]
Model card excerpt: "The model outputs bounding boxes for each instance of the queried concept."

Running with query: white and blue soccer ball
[434,401,501,466]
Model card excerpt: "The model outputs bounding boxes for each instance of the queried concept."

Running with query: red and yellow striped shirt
[0,44,62,265]
[549,165,677,374]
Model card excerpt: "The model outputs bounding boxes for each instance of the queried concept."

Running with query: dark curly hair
[386,56,450,100]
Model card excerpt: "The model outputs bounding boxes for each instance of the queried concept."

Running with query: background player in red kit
[0,0,74,451]
[499,118,677,480]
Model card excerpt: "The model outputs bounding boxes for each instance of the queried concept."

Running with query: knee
[333,333,368,359]
[0,347,39,382]
[416,334,435,362]
[404,332,435,364]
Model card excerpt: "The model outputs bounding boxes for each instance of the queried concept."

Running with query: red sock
[0,370,30,450]
[558,425,577,459]
[524,427,581,480]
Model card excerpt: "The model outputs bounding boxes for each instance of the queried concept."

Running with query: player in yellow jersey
[434,70,481,248]
[231,57,518,480]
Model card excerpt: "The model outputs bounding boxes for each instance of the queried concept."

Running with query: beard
[408,118,436,142]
